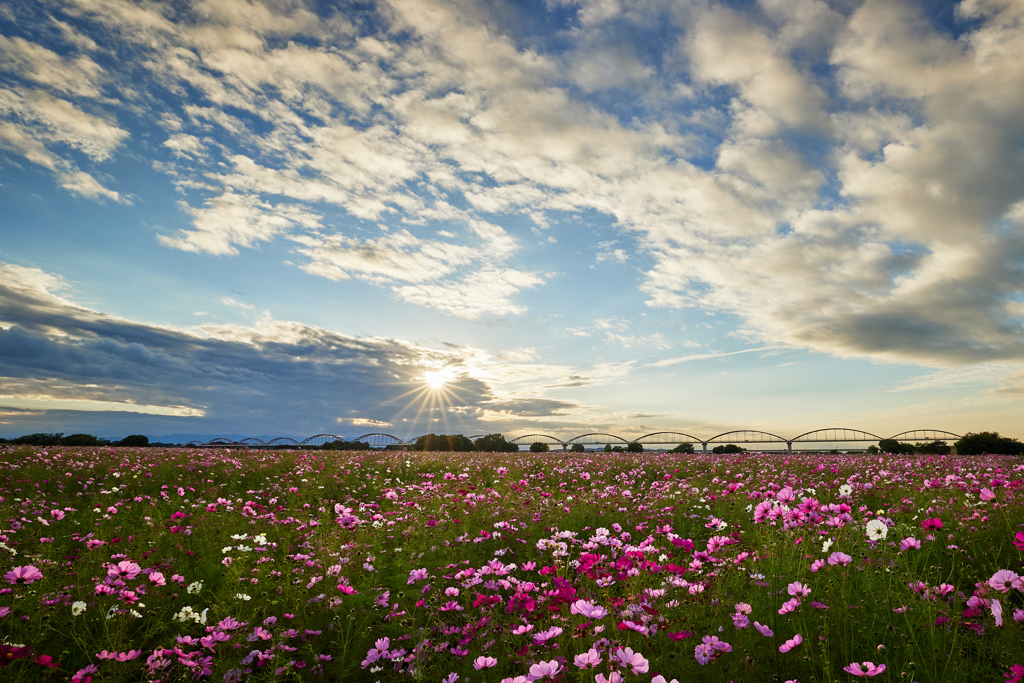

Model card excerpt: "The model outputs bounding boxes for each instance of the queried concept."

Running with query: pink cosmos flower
[407,568,429,584]
[528,659,562,680]
[899,537,921,551]
[843,662,886,677]
[4,565,42,585]
[1007,664,1024,683]
[573,648,602,669]
[570,599,607,619]
[114,650,142,661]
[779,598,800,614]
[989,570,1022,593]
[810,559,826,572]
[754,621,774,637]
[612,647,649,675]
[108,560,141,581]
[980,488,996,501]
[1014,532,1024,551]
[921,518,943,530]
[828,552,853,566]
[992,599,1003,627]
[595,673,624,683]
[652,677,680,683]
[149,572,166,586]
[473,656,497,670]
[788,581,811,597]
[779,634,803,653]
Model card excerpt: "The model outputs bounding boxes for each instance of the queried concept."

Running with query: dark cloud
[0,264,570,439]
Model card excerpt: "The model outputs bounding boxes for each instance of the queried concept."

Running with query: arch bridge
[182,426,965,452]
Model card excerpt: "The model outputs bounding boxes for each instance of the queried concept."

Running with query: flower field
[1,446,1022,683]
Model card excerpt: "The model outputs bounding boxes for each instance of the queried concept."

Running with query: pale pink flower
[652,677,680,683]
[779,634,803,653]
[528,659,562,680]
[843,662,886,677]
[570,599,607,619]
[899,537,921,551]
[979,488,996,501]
[779,597,800,614]
[810,559,826,572]
[754,621,774,637]
[787,581,811,597]
[108,560,141,581]
[149,572,166,585]
[4,565,42,585]
[989,569,1021,593]
[612,647,649,675]
[595,673,624,683]
[828,552,853,566]
[992,599,1003,627]
[573,648,602,669]
[473,656,498,670]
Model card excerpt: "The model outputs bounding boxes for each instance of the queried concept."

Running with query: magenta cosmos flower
[843,662,886,677]
[921,518,943,530]
[4,565,42,585]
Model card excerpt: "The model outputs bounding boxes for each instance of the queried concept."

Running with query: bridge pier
[702,442,708,454]
[787,441,792,454]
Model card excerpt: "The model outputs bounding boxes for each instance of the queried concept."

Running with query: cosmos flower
[4,565,42,585]
[779,634,803,653]
[843,662,886,677]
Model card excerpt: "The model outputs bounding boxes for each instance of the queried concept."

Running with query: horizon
[3,0,1024,440]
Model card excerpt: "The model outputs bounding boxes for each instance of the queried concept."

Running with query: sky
[1,0,1023,444]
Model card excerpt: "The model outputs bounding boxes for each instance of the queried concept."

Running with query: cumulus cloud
[3,0,1024,366]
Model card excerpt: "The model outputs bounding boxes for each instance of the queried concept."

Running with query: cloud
[4,0,1024,366]
[0,262,598,435]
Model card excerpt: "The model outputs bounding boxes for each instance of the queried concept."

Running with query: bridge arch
[266,437,300,446]
[205,437,237,445]
[239,437,267,446]
[635,431,705,445]
[790,428,882,443]
[887,429,961,442]
[353,433,406,448]
[707,430,789,444]
[300,434,347,447]
[565,433,629,447]
[509,434,567,448]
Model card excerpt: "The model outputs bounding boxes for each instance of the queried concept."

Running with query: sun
[423,369,451,389]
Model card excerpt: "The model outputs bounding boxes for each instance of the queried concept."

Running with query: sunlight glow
[423,369,451,389]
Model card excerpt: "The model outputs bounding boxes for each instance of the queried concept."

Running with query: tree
[413,434,477,452]
[670,442,695,454]
[63,433,106,447]
[626,441,643,453]
[15,433,63,446]
[570,443,586,452]
[878,439,916,454]
[918,440,951,455]
[530,442,549,453]
[474,433,518,452]
[604,444,613,453]
[866,445,879,454]
[712,444,744,454]
[323,439,371,451]
[117,435,149,447]
[955,432,1023,455]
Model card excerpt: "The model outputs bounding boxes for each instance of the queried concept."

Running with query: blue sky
[1,0,1023,442]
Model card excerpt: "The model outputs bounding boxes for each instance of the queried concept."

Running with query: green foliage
[626,441,643,453]
[670,442,695,453]
[711,443,744,453]
[117,434,150,447]
[604,443,613,453]
[413,433,477,451]
[955,431,1024,455]
[474,433,519,452]
[529,441,549,452]
[866,444,879,454]
[570,443,586,452]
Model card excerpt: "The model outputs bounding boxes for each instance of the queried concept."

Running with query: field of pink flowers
[0,446,1022,683]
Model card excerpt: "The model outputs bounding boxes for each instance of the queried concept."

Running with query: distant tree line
[869,432,1022,456]
[0,433,152,447]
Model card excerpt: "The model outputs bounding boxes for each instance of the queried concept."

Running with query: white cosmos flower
[71,601,87,616]
[865,519,888,541]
